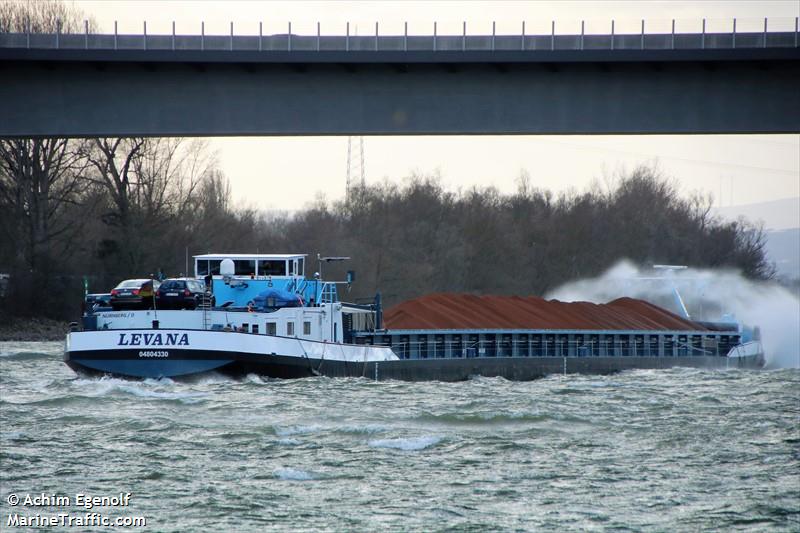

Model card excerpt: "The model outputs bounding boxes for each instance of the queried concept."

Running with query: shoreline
[0,316,70,342]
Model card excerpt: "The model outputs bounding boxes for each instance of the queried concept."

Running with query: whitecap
[143,377,176,386]
[117,386,206,403]
[188,372,233,385]
[244,374,271,385]
[273,467,316,481]
[70,377,124,396]
[368,435,441,451]
[69,376,206,403]
[277,438,301,445]
[336,424,388,435]
[274,425,320,437]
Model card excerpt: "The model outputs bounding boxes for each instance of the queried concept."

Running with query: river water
[1,341,798,531]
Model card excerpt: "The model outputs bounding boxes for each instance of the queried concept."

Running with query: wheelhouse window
[197,260,223,276]
[303,321,311,336]
[266,322,277,336]
[234,260,256,276]
[258,260,286,276]
[287,322,295,336]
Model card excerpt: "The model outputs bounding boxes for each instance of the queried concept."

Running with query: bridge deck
[1,24,798,137]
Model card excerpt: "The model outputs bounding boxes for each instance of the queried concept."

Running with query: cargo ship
[64,253,764,381]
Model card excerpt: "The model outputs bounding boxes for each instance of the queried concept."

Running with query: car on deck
[110,279,159,310]
[84,293,112,313]
[156,278,214,310]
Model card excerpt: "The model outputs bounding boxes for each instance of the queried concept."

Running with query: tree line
[0,133,774,320]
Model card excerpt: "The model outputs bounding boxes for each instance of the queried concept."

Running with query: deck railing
[1,17,797,52]
[364,336,733,359]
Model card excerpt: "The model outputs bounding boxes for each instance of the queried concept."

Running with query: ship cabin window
[241,323,249,333]
[288,261,294,275]
[298,258,304,276]
[196,259,222,277]
[287,322,295,336]
[234,259,256,276]
[303,321,311,336]
[252,324,259,335]
[258,260,286,276]
[267,322,276,336]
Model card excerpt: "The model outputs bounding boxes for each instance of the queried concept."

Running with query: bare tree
[84,138,214,274]
[0,0,96,33]
[0,138,90,269]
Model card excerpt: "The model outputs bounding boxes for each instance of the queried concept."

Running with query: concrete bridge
[1,19,798,137]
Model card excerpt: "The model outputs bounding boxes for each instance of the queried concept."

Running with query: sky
[71,1,800,223]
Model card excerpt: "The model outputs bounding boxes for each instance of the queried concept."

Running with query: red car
[110,279,160,310]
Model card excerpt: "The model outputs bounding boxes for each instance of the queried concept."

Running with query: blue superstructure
[194,253,341,308]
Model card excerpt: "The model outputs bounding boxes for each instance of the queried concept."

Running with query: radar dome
[220,258,235,276]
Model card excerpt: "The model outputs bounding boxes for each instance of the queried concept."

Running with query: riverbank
[0,315,70,341]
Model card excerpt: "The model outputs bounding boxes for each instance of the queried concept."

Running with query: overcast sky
[73,1,800,221]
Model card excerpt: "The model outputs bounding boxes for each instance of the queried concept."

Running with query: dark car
[110,279,160,310]
[156,278,214,310]
[83,293,112,313]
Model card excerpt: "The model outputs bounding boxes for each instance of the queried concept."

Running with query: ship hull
[370,353,764,382]
[65,330,764,381]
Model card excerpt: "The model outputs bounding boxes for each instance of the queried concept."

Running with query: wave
[179,372,234,385]
[333,424,388,435]
[0,351,54,361]
[414,411,587,425]
[0,341,62,358]
[368,435,441,451]
[1,431,27,441]
[273,425,322,437]
[67,377,207,403]
[273,467,317,481]
[243,373,286,385]
[271,423,388,439]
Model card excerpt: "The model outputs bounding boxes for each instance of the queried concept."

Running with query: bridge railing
[1,17,798,52]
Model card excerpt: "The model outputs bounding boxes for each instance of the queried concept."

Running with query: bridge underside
[1,49,799,137]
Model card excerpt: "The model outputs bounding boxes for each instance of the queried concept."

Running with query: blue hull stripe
[72,358,231,378]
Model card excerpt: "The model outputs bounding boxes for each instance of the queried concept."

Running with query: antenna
[651,265,691,319]
[346,136,365,202]
[316,253,351,281]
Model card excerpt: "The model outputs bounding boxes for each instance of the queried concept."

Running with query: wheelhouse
[194,253,306,279]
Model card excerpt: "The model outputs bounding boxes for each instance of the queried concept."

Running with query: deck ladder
[200,293,212,330]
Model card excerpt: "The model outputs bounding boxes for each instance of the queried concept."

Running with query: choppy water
[1,341,798,532]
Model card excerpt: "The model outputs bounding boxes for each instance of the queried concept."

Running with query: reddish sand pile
[383,293,708,331]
